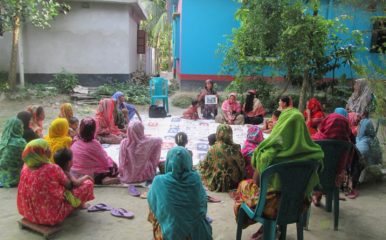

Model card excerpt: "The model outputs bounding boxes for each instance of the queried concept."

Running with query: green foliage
[0,72,9,92]
[220,0,366,110]
[93,82,151,105]
[171,94,194,108]
[0,0,70,32]
[225,76,277,112]
[51,69,79,94]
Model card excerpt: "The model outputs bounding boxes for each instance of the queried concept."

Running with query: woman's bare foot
[102,177,120,185]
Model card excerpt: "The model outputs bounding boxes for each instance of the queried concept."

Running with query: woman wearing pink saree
[70,118,119,184]
[119,121,162,183]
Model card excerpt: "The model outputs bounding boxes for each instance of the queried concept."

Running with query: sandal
[128,185,141,197]
[87,203,113,212]
[110,208,135,219]
[207,195,221,203]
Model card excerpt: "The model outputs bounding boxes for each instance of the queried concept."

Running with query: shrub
[0,72,9,92]
[93,81,150,105]
[51,69,79,94]
[171,93,195,108]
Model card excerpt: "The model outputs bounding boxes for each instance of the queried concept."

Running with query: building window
[370,17,386,53]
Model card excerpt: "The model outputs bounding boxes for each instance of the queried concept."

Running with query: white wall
[0,2,140,74]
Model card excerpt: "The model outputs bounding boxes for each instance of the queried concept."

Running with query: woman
[199,124,245,192]
[119,121,162,183]
[346,78,373,114]
[241,126,264,179]
[311,108,358,203]
[71,118,119,184]
[0,118,27,188]
[233,108,323,238]
[17,111,39,143]
[112,91,142,124]
[26,105,45,137]
[304,98,325,134]
[95,98,126,144]
[44,118,72,163]
[58,103,74,122]
[215,93,244,125]
[147,146,212,240]
[243,90,265,125]
[197,79,218,119]
[278,95,292,110]
[17,139,94,226]
[356,114,383,181]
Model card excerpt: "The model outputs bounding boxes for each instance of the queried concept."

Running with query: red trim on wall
[179,73,234,81]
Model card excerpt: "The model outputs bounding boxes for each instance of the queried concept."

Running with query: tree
[140,0,171,72]
[220,0,365,111]
[0,0,69,89]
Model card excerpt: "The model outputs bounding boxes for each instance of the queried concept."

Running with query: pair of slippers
[88,203,134,219]
[207,195,221,203]
[128,185,147,199]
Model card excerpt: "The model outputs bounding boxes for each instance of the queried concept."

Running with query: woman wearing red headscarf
[304,98,325,134]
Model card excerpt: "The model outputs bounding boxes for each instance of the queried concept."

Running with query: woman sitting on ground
[112,91,142,125]
[197,79,218,119]
[311,108,359,203]
[147,146,212,240]
[241,126,264,179]
[44,118,73,163]
[17,139,94,226]
[356,111,383,182]
[346,78,373,115]
[17,111,39,143]
[278,95,293,111]
[0,118,27,188]
[243,90,265,125]
[59,103,74,122]
[199,124,245,192]
[119,121,162,183]
[182,100,199,120]
[26,105,45,137]
[233,107,323,239]
[215,93,244,125]
[71,118,119,185]
[304,98,325,134]
[95,98,126,144]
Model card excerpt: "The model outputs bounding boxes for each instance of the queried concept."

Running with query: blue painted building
[168,0,385,90]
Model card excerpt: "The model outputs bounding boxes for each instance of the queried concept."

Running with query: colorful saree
[199,124,245,192]
[58,103,74,121]
[304,98,325,134]
[241,126,264,178]
[26,105,44,137]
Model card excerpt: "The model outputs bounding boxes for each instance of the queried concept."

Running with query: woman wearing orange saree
[304,98,325,134]
[26,105,45,137]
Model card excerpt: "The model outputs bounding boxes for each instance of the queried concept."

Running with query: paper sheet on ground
[103,116,269,166]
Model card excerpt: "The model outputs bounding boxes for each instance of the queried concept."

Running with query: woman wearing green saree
[0,118,27,188]
[233,108,324,239]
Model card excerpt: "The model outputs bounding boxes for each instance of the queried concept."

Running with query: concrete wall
[0,1,140,81]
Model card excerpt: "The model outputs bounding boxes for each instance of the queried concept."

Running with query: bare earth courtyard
[0,96,385,240]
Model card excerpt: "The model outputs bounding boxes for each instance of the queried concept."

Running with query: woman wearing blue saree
[147,146,212,240]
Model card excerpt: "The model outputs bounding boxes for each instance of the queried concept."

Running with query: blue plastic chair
[309,140,354,231]
[236,160,319,240]
[149,77,169,113]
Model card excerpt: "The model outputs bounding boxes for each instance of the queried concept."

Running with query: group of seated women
[0,77,382,239]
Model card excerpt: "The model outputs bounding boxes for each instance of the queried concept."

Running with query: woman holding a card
[197,79,218,119]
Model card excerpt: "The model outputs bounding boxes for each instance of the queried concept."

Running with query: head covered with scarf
[347,78,372,114]
[147,146,212,240]
[252,108,324,195]
[22,139,51,169]
[44,118,72,163]
[95,98,122,136]
[59,103,74,121]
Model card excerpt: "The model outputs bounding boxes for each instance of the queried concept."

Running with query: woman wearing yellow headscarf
[44,118,72,163]
[59,103,74,121]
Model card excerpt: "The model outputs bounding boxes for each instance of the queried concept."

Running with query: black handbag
[149,105,167,118]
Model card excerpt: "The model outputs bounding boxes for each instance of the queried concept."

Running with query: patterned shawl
[95,98,122,136]
[347,78,372,114]
[22,139,51,169]
[148,147,212,240]
[59,103,74,121]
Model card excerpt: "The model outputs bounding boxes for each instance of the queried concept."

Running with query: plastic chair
[236,160,319,240]
[149,77,169,113]
[309,140,353,231]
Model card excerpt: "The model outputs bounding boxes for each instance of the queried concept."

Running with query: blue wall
[171,0,384,80]
[180,0,240,75]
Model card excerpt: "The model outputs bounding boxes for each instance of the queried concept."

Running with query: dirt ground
[1,94,386,240]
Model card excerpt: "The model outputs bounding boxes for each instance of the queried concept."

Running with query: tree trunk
[8,15,21,89]
[298,70,309,112]
[278,72,292,99]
